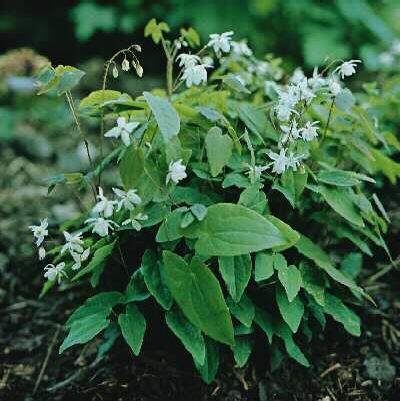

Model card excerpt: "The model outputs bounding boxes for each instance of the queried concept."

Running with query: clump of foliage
[31,20,399,382]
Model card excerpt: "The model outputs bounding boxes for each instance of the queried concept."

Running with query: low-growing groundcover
[30,20,400,386]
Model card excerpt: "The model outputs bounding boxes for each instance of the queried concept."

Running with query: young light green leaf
[143,91,180,142]
[205,127,233,177]
[118,304,147,356]
[218,255,252,303]
[165,307,206,366]
[163,251,234,346]
[119,145,144,190]
[276,285,304,333]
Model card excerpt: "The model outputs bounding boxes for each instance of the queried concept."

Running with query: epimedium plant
[30,19,400,383]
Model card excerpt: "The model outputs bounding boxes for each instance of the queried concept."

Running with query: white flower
[308,67,326,90]
[166,159,187,184]
[113,188,142,211]
[208,31,234,56]
[122,58,130,71]
[295,79,315,102]
[29,218,48,247]
[246,164,268,180]
[202,56,214,68]
[104,117,140,146]
[291,68,306,85]
[44,262,66,283]
[181,64,208,87]
[334,60,362,79]
[112,66,118,78]
[287,152,304,171]
[268,148,289,174]
[232,40,252,56]
[177,53,201,68]
[85,217,119,237]
[122,213,148,231]
[300,121,319,141]
[328,78,342,96]
[38,247,46,261]
[275,102,296,121]
[71,248,90,271]
[281,121,301,143]
[93,187,117,218]
[61,231,84,254]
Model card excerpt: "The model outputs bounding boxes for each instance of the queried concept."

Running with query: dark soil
[1,258,399,401]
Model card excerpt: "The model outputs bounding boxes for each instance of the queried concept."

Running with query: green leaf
[56,66,85,95]
[218,255,252,303]
[232,336,254,367]
[299,262,325,306]
[180,27,200,47]
[223,74,251,94]
[227,294,255,328]
[323,293,361,336]
[156,209,184,242]
[163,251,234,346]
[205,127,233,177]
[265,215,300,252]
[119,145,144,190]
[144,18,170,44]
[276,286,304,333]
[317,170,361,187]
[165,307,205,366]
[72,241,116,281]
[238,184,268,214]
[195,338,219,384]
[319,186,364,227]
[340,253,362,279]
[143,91,180,142]
[254,308,274,343]
[118,304,146,356]
[277,265,302,302]
[255,252,274,282]
[125,269,151,302]
[190,204,208,221]
[335,88,355,112]
[191,204,289,256]
[79,90,122,111]
[141,250,173,310]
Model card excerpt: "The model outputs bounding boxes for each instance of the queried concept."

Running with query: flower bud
[135,64,143,78]
[112,66,118,78]
[122,58,130,72]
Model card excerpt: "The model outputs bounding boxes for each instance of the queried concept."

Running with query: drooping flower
[61,231,84,254]
[268,148,289,174]
[328,78,342,96]
[38,246,46,261]
[44,262,66,283]
[29,218,48,247]
[300,121,320,141]
[85,217,119,237]
[281,120,301,143]
[290,68,306,85]
[71,248,90,271]
[166,159,187,184]
[208,31,234,56]
[287,152,304,171]
[122,213,148,231]
[121,58,130,72]
[113,188,142,211]
[232,40,252,57]
[112,66,118,78]
[104,117,139,146]
[334,60,362,80]
[181,64,208,87]
[93,187,117,218]
[176,53,201,68]
[308,67,326,91]
[275,102,296,121]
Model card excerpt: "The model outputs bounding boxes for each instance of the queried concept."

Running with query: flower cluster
[177,53,209,88]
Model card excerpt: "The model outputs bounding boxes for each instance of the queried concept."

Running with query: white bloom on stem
[328,77,342,96]
[208,31,234,56]
[121,58,130,71]
[295,79,315,102]
[85,217,119,237]
[246,164,268,180]
[29,218,48,247]
[71,248,90,271]
[61,231,84,254]
[38,246,46,261]
[122,213,148,231]
[268,148,289,174]
[287,152,304,171]
[104,117,139,146]
[275,102,296,121]
[202,56,214,68]
[232,40,252,56]
[112,66,118,78]
[308,67,326,90]
[181,64,208,87]
[166,159,187,184]
[44,262,66,283]
[93,187,117,218]
[177,53,201,68]
[334,60,362,79]
[113,188,142,211]
[290,68,306,85]
[300,121,320,141]
[281,120,301,143]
